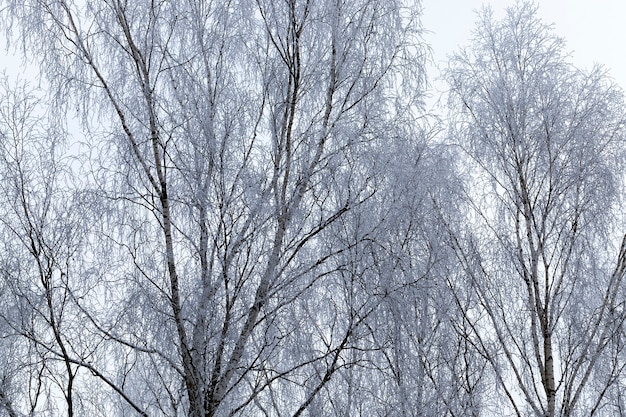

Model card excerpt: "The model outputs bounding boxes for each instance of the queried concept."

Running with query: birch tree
[0,80,85,416]
[446,3,626,416]
[1,0,434,416]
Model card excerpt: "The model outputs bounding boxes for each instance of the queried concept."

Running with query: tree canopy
[0,1,624,417]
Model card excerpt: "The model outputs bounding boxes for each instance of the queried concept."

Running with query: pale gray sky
[422,0,626,92]
[2,2,624,101]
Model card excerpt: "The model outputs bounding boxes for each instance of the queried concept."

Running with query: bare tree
[445,3,626,416]
[1,0,437,416]
[0,80,80,416]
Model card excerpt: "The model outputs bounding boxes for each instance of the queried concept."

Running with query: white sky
[422,0,626,95]
[1,1,624,104]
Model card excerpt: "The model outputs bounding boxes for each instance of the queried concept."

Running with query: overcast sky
[422,0,626,95]
[1,1,623,102]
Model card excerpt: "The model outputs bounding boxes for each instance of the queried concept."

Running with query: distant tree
[0,80,85,416]
[445,2,626,416]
